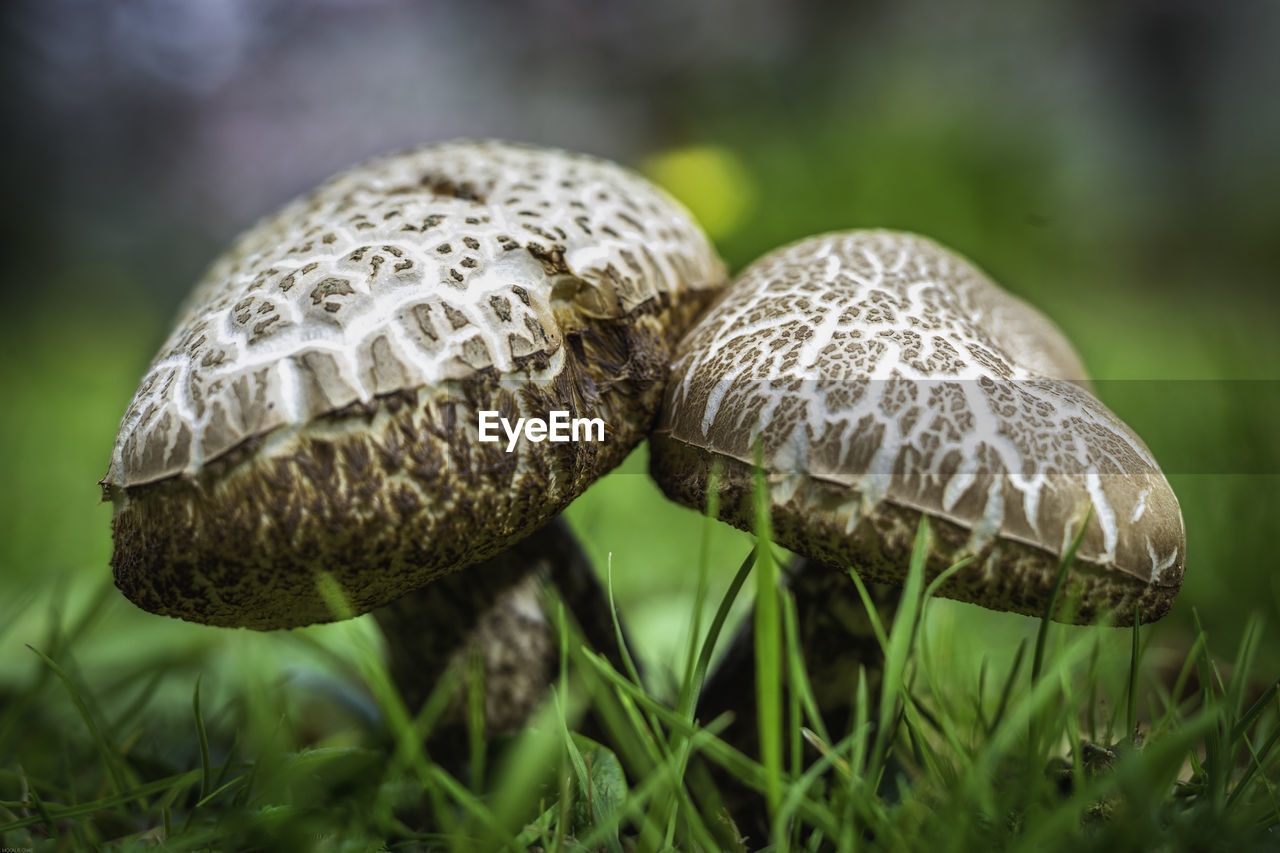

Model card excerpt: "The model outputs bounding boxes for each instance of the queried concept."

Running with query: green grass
[2,490,1278,851]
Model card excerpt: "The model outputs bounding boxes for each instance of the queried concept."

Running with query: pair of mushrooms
[102,141,1184,772]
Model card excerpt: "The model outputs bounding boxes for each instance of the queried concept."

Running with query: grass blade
[752,457,783,819]
[1031,510,1090,687]
[26,644,131,800]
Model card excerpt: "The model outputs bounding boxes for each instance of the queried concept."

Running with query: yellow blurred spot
[642,144,755,241]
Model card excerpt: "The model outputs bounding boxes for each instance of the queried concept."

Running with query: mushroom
[649,230,1185,835]
[101,140,725,740]
[652,229,1184,626]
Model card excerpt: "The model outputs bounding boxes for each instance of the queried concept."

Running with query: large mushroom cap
[104,139,725,629]
[651,230,1184,625]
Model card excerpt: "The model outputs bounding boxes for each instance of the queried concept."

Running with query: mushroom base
[694,560,901,847]
[650,435,1179,626]
[373,518,627,769]
[698,558,899,755]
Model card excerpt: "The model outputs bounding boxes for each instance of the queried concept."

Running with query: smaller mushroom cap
[651,230,1185,625]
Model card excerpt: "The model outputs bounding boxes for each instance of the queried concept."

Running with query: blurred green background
[0,0,1276,737]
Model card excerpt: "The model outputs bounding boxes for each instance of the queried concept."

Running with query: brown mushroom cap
[103,140,725,629]
[650,230,1184,625]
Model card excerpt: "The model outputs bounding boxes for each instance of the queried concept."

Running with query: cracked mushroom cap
[103,139,725,629]
[650,230,1184,625]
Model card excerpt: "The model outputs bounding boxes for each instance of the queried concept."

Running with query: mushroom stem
[699,558,899,751]
[695,558,900,842]
[372,517,627,771]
